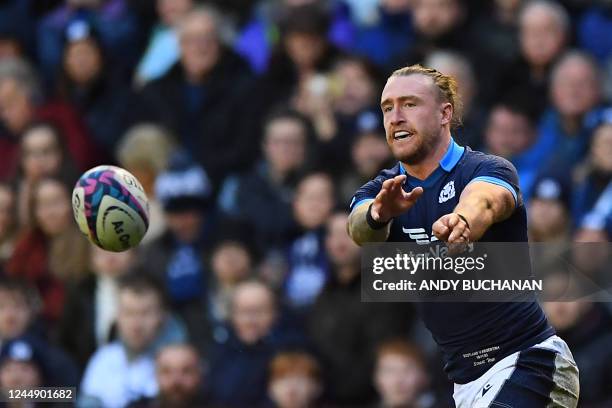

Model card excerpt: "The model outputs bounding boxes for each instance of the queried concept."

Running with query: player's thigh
[485,346,579,408]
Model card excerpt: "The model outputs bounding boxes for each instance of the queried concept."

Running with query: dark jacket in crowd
[207,324,306,407]
[218,161,298,253]
[137,230,213,353]
[308,270,415,405]
[56,71,131,155]
[129,49,256,187]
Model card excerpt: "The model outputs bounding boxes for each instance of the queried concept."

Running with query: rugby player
[348,65,579,407]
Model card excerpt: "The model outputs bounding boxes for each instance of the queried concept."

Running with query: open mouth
[393,130,413,140]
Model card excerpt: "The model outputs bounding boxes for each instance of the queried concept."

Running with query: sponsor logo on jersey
[402,227,439,244]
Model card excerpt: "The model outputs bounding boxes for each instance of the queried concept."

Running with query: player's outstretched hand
[432,213,471,253]
[370,175,423,223]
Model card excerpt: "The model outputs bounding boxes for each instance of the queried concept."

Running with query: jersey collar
[399,137,465,176]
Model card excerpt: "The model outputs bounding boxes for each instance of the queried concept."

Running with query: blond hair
[391,64,463,129]
[116,123,176,174]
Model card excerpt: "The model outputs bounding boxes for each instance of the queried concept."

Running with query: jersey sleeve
[468,155,522,207]
[349,176,384,212]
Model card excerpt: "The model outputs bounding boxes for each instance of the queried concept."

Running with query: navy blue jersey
[350,139,554,384]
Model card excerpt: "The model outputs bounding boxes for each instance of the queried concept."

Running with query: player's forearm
[454,191,511,241]
[348,203,391,246]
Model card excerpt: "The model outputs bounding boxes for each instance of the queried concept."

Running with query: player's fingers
[404,186,424,203]
[432,218,450,240]
[447,214,460,228]
[448,222,466,243]
[394,175,407,184]
[381,179,394,191]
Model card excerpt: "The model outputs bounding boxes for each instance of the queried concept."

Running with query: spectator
[36,0,141,84]
[207,240,254,343]
[0,278,79,388]
[351,0,414,68]
[372,339,433,408]
[128,343,207,408]
[424,50,487,149]
[0,278,40,351]
[55,20,131,154]
[115,123,177,244]
[130,6,255,186]
[134,0,195,85]
[572,227,610,280]
[6,178,90,321]
[572,119,612,226]
[218,108,310,253]
[0,0,36,61]
[79,273,187,408]
[390,0,473,73]
[0,32,25,63]
[284,172,335,310]
[528,174,572,242]
[0,58,99,180]
[535,51,604,175]
[0,338,45,395]
[301,55,382,174]
[339,126,393,206]
[138,157,212,336]
[0,184,16,266]
[236,0,354,74]
[578,1,612,65]
[467,0,522,67]
[259,3,340,120]
[268,351,323,408]
[15,122,77,228]
[308,212,412,404]
[499,0,570,114]
[208,279,304,406]
[483,91,541,199]
[543,300,612,406]
[59,246,137,369]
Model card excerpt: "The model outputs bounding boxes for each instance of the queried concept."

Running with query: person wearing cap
[36,0,141,86]
[0,337,45,395]
[137,153,214,347]
[528,173,572,242]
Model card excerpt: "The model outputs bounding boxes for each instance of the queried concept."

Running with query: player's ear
[440,102,453,126]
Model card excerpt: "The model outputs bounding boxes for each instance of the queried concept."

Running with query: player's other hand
[432,213,471,253]
[371,175,423,223]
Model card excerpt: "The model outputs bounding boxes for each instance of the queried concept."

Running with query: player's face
[381,74,448,164]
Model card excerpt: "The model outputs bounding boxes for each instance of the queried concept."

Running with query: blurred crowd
[0,0,611,407]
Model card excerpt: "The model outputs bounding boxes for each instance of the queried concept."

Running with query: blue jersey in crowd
[350,138,555,384]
